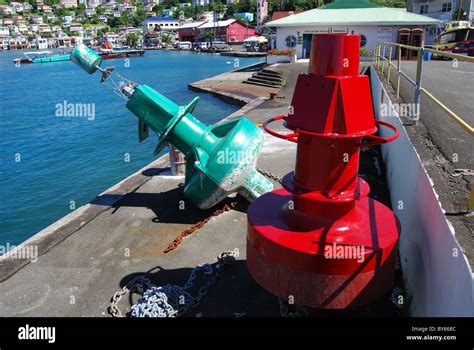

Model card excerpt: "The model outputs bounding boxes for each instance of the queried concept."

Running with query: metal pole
[381,42,386,76]
[397,45,401,100]
[414,47,424,125]
[388,43,393,83]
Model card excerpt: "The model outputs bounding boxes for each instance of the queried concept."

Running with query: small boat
[13,51,70,64]
[97,42,144,60]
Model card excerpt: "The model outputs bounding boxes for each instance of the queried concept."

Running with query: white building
[59,0,78,8]
[407,0,474,24]
[142,16,180,32]
[0,26,10,36]
[265,0,440,59]
[87,0,101,8]
[192,0,210,5]
[10,2,24,12]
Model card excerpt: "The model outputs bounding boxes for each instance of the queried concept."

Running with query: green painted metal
[70,44,102,74]
[71,44,273,209]
[266,7,440,26]
[32,54,70,63]
[127,85,273,209]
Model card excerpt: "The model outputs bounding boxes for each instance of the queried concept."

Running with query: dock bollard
[70,44,273,209]
[247,34,401,309]
[169,145,186,176]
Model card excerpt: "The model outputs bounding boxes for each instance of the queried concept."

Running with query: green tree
[126,33,139,47]
[160,33,173,44]
[152,4,163,14]
[96,6,105,15]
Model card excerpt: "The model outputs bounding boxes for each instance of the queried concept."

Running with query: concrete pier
[0,62,403,317]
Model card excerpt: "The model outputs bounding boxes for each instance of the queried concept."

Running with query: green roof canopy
[321,0,381,9]
[265,7,440,27]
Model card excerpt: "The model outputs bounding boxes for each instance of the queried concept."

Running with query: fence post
[414,47,424,125]
[381,42,386,75]
[388,43,393,83]
[397,45,401,100]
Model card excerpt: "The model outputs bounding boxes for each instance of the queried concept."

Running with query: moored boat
[13,51,71,64]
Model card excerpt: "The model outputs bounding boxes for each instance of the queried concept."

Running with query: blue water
[0,50,263,246]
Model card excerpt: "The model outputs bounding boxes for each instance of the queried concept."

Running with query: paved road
[395,60,473,169]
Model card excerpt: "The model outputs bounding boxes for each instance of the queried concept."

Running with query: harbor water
[0,50,263,247]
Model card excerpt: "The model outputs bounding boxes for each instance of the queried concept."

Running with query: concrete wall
[275,25,436,58]
[369,67,474,316]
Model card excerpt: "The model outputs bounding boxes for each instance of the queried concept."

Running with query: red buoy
[247,34,401,308]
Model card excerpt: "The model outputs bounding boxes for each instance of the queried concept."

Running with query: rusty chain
[257,167,282,184]
[163,201,238,253]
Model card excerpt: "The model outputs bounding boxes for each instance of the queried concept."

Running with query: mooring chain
[108,250,238,318]
[257,167,282,185]
[109,276,152,318]
[163,201,238,253]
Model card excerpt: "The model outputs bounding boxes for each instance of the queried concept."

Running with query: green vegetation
[360,47,373,56]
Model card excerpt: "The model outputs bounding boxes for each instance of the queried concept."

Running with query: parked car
[178,41,192,50]
[211,41,229,50]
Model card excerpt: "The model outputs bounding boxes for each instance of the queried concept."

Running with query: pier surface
[0,62,402,317]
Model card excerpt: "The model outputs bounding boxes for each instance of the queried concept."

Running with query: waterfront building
[177,20,206,41]
[265,0,440,59]
[142,16,180,32]
[198,19,256,43]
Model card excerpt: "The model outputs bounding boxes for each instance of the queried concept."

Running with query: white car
[178,41,192,50]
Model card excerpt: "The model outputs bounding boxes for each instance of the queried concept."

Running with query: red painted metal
[247,34,401,309]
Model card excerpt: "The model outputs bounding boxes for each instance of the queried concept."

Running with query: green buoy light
[70,44,273,209]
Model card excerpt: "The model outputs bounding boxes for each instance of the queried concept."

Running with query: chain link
[109,249,238,318]
[163,202,238,253]
[257,168,282,184]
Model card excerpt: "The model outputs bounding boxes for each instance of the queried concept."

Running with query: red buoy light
[247,34,401,308]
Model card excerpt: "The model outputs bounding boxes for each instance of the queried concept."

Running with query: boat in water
[97,42,144,60]
[13,51,70,64]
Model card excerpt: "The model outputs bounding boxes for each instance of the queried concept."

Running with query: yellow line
[421,88,474,134]
[469,185,474,212]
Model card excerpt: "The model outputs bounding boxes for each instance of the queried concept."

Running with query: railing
[373,41,474,135]
[374,42,474,213]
